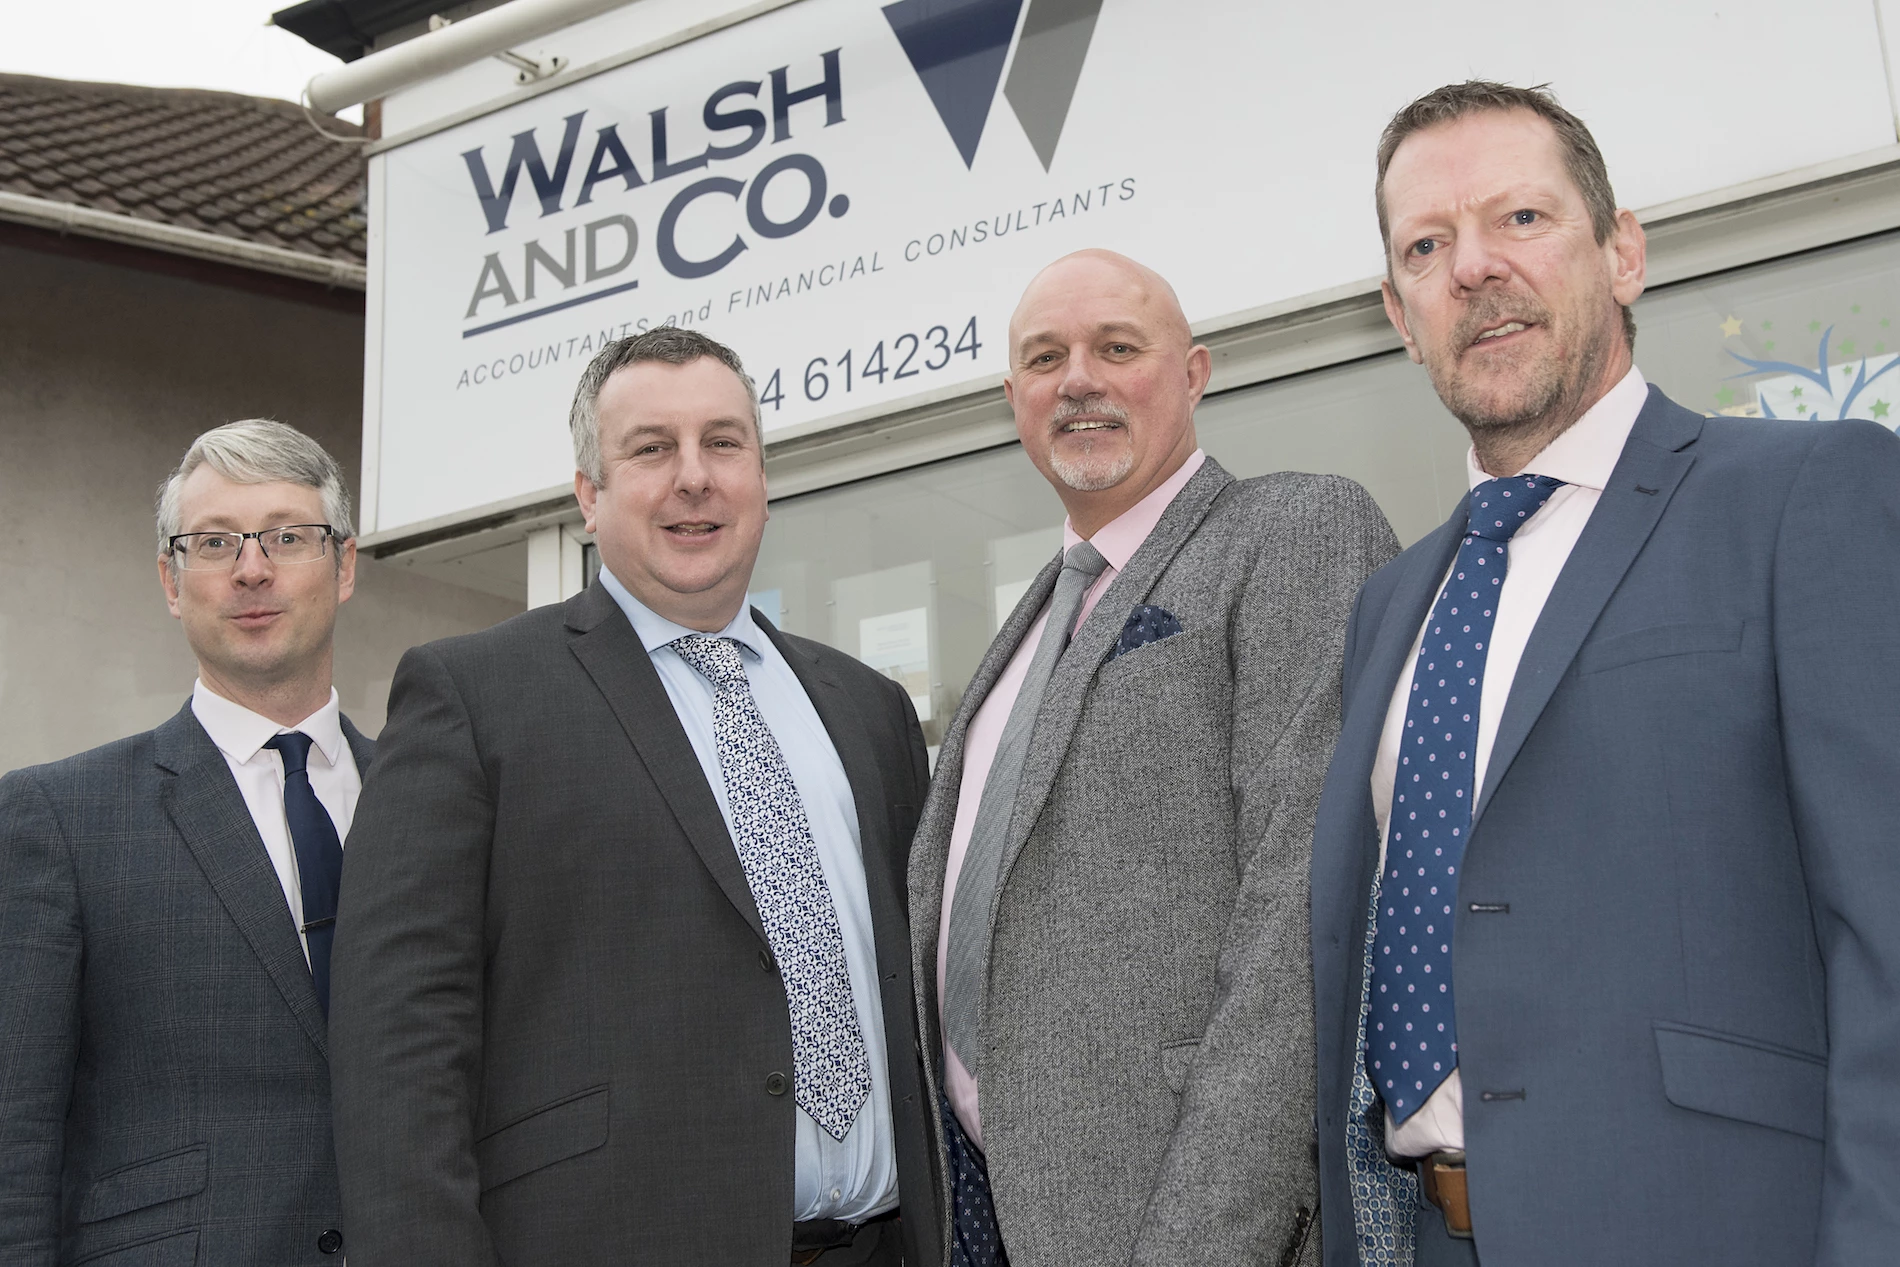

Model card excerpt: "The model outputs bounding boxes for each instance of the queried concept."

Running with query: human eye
[1510,209,1538,226]
[1409,238,1437,258]
[275,527,310,546]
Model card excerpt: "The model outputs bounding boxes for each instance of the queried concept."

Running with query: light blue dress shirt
[599,568,898,1222]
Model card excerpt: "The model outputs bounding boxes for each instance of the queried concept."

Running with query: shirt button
[830,1187,842,1202]
[317,1229,343,1254]
[765,1071,788,1095]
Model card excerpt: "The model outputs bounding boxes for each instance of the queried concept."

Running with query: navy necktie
[264,731,344,1018]
[1368,473,1564,1124]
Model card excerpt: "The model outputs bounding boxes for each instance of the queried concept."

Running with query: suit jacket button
[318,1229,343,1255]
[760,949,776,973]
[766,1071,789,1096]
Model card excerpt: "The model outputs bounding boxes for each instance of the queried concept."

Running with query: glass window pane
[753,230,1900,747]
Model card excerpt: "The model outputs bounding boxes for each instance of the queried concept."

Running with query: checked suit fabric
[671,633,871,1142]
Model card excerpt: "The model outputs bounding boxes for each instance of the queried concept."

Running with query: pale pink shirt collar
[1061,447,1208,630]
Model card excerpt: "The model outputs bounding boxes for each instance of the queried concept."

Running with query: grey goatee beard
[1047,396,1135,492]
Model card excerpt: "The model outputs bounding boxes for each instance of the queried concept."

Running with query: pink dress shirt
[938,449,1208,1147]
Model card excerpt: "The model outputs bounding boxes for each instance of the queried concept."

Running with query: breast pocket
[1578,621,1744,675]
[476,1085,610,1193]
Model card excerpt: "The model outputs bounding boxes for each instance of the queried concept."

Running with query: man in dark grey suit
[0,419,371,1266]
[1312,82,1900,1266]
[329,327,940,1267]
[911,249,1396,1267]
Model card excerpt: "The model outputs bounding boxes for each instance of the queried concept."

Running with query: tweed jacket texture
[911,457,1398,1267]
[1312,389,1900,1265]
[0,703,373,1267]
[328,585,942,1267]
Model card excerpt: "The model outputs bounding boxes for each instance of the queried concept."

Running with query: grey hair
[156,419,355,554]
[568,325,761,485]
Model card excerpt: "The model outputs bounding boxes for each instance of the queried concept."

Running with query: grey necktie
[669,634,872,1141]
[942,540,1109,1075]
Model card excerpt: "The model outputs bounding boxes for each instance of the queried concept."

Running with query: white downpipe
[304,0,635,115]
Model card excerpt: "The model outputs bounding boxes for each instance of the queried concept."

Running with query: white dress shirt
[191,680,361,967]
[1372,365,1649,1156]
[598,568,898,1223]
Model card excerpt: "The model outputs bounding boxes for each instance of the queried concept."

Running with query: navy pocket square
[1108,604,1183,662]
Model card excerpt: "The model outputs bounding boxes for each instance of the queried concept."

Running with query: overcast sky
[1,0,361,119]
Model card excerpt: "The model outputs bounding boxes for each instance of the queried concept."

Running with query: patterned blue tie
[1368,474,1564,1123]
[263,732,343,1018]
[670,634,872,1141]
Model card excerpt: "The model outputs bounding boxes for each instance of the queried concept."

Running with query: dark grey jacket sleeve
[1132,477,1398,1266]
[329,644,500,1267]
[0,771,82,1266]
[1772,419,1900,1262]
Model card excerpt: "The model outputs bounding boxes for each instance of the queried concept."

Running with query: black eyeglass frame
[166,523,341,569]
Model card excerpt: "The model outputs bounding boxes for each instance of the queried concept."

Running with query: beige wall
[0,234,522,775]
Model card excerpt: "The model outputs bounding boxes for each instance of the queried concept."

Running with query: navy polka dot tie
[1367,474,1564,1124]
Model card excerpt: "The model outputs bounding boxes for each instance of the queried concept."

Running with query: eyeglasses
[168,524,338,570]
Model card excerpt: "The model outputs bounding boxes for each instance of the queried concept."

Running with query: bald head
[1009,249,1193,367]
[1004,249,1210,538]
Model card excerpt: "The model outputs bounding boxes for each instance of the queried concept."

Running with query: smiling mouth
[1471,320,1531,346]
[665,522,722,537]
[1057,418,1123,434]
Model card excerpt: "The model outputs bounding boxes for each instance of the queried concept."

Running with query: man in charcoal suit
[329,327,942,1267]
[0,420,370,1265]
[911,248,1397,1267]
[1311,82,1900,1266]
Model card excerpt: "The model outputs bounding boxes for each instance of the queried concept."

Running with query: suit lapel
[564,584,769,945]
[155,705,329,1059]
[340,714,374,775]
[990,457,1236,910]
[908,554,1061,917]
[1474,387,1703,821]
[1340,508,1466,853]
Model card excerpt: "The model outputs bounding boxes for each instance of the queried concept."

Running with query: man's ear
[1382,277,1424,365]
[1610,208,1648,308]
[335,538,357,604]
[575,470,600,534]
[158,554,183,618]
[1184,343,1212,409]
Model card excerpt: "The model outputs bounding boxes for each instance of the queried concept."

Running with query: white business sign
[366,0,1895,534]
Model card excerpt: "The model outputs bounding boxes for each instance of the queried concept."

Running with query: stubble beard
[1428,291,1614,448]
[1046,396,1136,492]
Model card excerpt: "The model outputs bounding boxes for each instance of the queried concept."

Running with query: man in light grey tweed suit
[913,249,1398,1267]
[0,420,369,1266]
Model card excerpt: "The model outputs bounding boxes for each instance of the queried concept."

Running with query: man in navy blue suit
[1310,81,1900,1266]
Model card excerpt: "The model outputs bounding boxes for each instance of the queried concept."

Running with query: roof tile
[0,73,366,265]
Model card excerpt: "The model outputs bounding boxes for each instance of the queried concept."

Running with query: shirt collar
[1465,365,1648,493]
[1062,448,1208,570]
[191,679,346,768]
[598,566,765,661]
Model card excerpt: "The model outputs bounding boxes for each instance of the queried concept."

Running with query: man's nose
[230,536,274,583]
[674,444,713,495]
[1447,228,1513,296]
[1057,346,1109,402]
